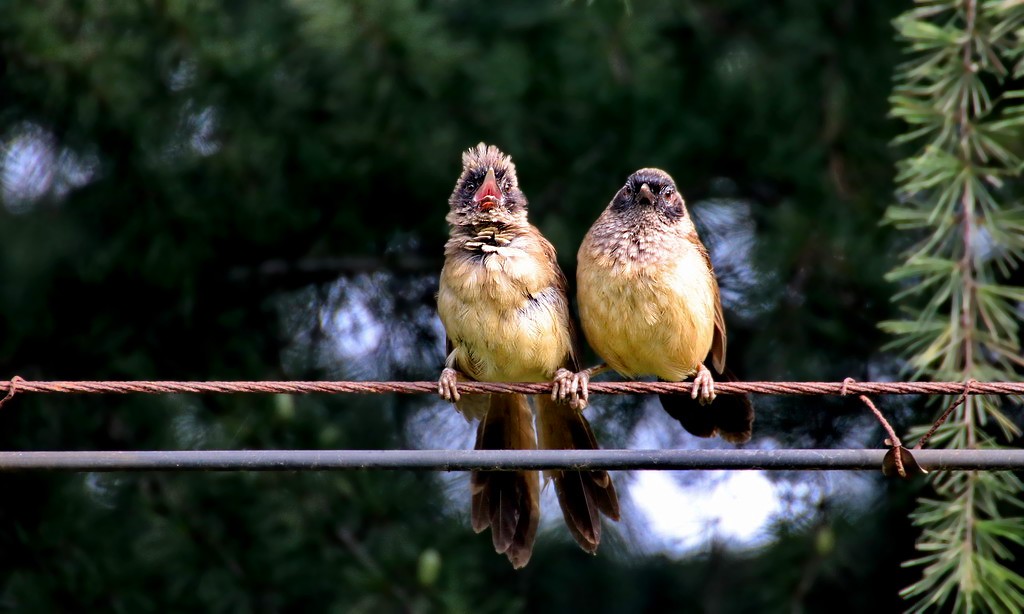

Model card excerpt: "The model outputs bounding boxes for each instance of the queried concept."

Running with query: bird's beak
[474,168,503,211]
[638,183,655,206]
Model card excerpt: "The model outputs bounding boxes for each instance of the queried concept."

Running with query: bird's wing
[538,229,581,372]
[699,237,727,374]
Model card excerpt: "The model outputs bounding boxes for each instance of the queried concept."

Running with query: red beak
[473,168,502,211]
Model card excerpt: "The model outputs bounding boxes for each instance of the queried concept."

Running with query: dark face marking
[447,144,530,230]
[461,173,480,196]
[611,169,686,220]
[453,167,525,216]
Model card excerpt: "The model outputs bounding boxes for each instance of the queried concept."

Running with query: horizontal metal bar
[0,449,1021,472]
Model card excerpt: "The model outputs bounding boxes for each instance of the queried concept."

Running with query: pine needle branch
[888,0,1024,611]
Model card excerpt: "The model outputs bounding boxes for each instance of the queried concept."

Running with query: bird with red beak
[473,168,503,212]
[444,145,525,228]
[436,143,620,568]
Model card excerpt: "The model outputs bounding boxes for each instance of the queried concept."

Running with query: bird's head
[447,143,527,227]
[612,168,688,223]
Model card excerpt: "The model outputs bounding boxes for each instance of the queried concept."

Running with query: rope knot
[0,376,25,409]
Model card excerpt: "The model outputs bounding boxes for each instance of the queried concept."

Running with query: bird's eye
[662,186,675,198]
[462,181,477,194]
[622,183,633,197]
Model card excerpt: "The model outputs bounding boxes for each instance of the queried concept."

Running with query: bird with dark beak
[570,168,754,443]
[436,143,619,568]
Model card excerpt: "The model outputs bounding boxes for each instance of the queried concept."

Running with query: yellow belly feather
[578,244,714,381]
[438,246,571,383]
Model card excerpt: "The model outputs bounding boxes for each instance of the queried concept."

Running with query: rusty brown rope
[914,379,976,450]
[0,378,1020,397]
[0,376,23,408]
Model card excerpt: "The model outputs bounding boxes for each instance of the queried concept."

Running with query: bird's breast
[577,239,715,380]
[438,246,571,382]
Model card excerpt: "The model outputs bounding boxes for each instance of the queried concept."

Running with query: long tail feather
[535,395,619,554]
[470,393,540,568]
[658,365,754,443]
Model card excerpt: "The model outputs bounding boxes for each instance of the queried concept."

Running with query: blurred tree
[0,0,939,611]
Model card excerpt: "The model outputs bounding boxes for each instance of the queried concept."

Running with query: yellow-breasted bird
[436,143,619,568]
[571,168,754,443]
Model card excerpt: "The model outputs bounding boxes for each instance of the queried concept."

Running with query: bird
[436,143,619,568]
[570,167,754,443]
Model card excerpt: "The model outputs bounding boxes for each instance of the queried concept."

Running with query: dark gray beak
[638,183,655,206]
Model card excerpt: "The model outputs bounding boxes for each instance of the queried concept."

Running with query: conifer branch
[886,0,1024,611]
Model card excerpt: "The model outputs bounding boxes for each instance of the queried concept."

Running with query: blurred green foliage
[0,1,942,611]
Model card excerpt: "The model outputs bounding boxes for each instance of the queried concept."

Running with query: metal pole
[0,449,1022,472]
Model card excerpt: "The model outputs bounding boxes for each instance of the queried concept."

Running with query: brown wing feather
[711,288,727,374]
[695,235,727,374]
[445,335,456,366]
[536,227,581,372]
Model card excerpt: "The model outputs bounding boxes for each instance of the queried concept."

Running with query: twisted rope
[0,378,1019,397]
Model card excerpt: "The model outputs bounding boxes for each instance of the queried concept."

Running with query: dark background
[0,1,939,611]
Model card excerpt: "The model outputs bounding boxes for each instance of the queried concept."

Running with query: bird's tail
[535,395,620,554]
[471,393,540,569]
[658,365,754,443]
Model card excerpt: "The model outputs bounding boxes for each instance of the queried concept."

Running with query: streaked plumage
[437,143,619,567]
[577,168,753,443]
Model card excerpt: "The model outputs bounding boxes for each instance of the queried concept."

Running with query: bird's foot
[438,367,461,403]
[552,364,609,411]
[692,366,717,405]
[552,368,588,411]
